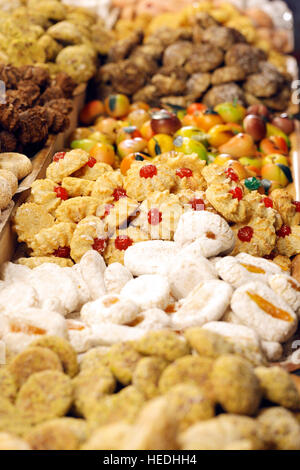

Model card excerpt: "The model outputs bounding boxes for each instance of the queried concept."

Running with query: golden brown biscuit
[55,197,100,224]
[46,149,89,183]
[13,203,54,245]
[30,222,76,256]
[61,177,95,197]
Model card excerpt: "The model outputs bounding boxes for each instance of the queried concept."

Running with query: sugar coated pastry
[215,253,283,288]
[260,341,283,362]
[174,211,235,257]
[0,262,31,283]
[81,294,140,327]
[231,281,298,343]
[124,240,178,276]
[268,274,300,316]
[66,319,96,354]
[121,274,171,311]
[172,280,233,330]
[104,262,133,294]
[46,149,89,184]
[104,226,149,265]
[90,323,146,346]
[0,282,39,314]
[135,308,171,332]
[78,250,106,300]
[168,243,217,299]
[0,307,67,354]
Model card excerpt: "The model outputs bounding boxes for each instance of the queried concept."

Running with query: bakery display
[0,0,299,452]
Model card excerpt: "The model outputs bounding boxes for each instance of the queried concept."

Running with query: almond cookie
[124,162,176,201]
[91,170,124,204]
[61,177,95,197]
[9,346,63,389]
[231,216,277,258]
[276,226,300,258]
[13,203,54,245]
[16,370,73,425]
[17,257,74,268]
[46,149,89,183]
[55,197,100,224]
[30,336,78,378]
[28,179,61,215]
[30,222,76,257]
[70,216,109,263]
[73,161,112,181]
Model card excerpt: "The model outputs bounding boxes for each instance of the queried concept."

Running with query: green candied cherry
[266,123,291,147]
[244,177,261,191]
[214,102,247,124]
[173,135,208,162]
[70,139,96,152]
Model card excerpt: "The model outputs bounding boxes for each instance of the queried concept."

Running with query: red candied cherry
[176,168,193,178]
[276,225,292,238]
[86,157,97,168]
[225,167,239,182]
[92,238,107,254]
[238,226,254,242]
[139,164,157,179]
[263,197,273,208]
[115,235,133,251]
[112,187,127,201]
[293,201,300,213]
[100,203,114,219]
[148,208,162,225]
[53,247,70,258]
[54,186,68,200]
[229,187,243,201]
[189,198,205,211]
[53,151,66,162]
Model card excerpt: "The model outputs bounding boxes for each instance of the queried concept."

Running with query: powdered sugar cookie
[81,294,140,327]
[135,308,171,331]
[0,262,31,283]
[268,274,300,316]
[0,307,67,354]
[66,319,95,354]
[168,243,217,299]
[231,281,298,342]
[260,341,283,361]
[46,149,89,184]
[104,263,133,294]
[0,282,38,314]
[78,250,106,300]
[90,323,147,346]
[174,211,235,257]
[124,240,178,276]
[121,274,171,311]
[215,253,282,288]
[172,280,233,330]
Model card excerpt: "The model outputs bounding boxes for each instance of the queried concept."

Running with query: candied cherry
[86,157,97,168]
[238,226,254,242]
[276,225,291,238]
[92,238,107,254]
[100,203,114,219]
[140,164,157,179]
[148,208,162,225]
[244,177,261,191]
[229,187,243,201]
[263,197,273,208]
[113,187,127,201]
[53,247,70,258]
[176,168,193,178]
[53,151,66,162]
[293,201,300,213]
[189,198,205,211]
[225,167,239,182]
[115,236,133,251]
[54,186,68,200]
